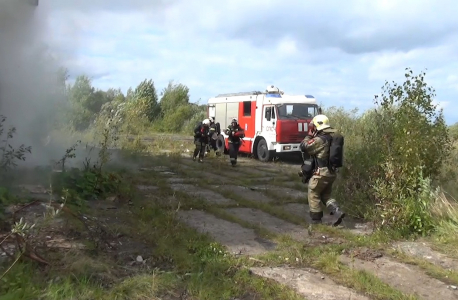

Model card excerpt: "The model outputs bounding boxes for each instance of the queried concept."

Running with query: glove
[300,141,306,152]
[234,131,244,138]
[307,123,316,137]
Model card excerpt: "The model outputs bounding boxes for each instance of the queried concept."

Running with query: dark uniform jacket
[209,122,221,138]
[194,124,210,143]
[225,124,245,144]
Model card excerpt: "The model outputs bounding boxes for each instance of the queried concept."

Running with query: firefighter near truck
[207,85,322,162]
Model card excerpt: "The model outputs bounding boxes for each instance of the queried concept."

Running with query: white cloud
[35,0,458,124]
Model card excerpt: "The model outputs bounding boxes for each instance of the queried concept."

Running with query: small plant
[0,115,31,175]
[56,140,81,171]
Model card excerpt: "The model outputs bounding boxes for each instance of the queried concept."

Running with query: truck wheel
[256,139,272,162]
[216,135,227,154]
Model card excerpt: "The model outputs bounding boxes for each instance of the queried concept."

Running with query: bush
[326,68,452,236]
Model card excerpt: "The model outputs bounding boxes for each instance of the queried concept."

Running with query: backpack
[328,132,344,168]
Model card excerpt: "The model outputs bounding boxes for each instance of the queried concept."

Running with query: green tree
[159,105,194,133]
[67,75,95,131]
[133,79,160,122]
[85,90,111,114]
[159,81,190,118]
[66,75,116,131]
[449,122,458,141]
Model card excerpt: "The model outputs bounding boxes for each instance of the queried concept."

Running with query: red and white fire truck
[207,85,322,162]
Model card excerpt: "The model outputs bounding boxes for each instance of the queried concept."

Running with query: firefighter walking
[300,114,345,226]
[207,117,221,156]
[193,118,211,163]
[224,118,245,167]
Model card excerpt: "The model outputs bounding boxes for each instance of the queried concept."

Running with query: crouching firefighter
[207,117,221,156]
[193,118,211,162]
[224,118,245,167]
[299,114,345,226]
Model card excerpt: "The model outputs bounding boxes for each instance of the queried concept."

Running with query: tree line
[63,74,207,136]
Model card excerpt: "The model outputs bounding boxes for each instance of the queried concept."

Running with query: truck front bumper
[274,143,301,153]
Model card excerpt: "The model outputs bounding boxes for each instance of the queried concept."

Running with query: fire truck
[207,85,322,162]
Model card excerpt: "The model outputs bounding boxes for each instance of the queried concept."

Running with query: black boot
[193,148,199,161]
[309,211,323,224]
[327,202,345,226]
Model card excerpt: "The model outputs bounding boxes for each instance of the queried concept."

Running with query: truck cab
[256,95,320,161]
[207,85,321,162]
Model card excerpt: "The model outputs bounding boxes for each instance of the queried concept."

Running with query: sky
[37,0,458,124]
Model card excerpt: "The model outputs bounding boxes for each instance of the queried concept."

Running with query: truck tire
[256,138,273,162]
[216,134,227,154]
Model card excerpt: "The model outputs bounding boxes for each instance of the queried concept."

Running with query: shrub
[326,68,452,236]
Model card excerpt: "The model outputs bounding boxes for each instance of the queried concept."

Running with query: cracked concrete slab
[170,183,234,205]
[339,255,458,300]
[177,210,276,255]
[250,267,370,300]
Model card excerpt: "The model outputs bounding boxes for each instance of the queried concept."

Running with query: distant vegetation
[64,75,207,136]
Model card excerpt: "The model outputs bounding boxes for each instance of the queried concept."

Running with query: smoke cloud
[0,0,176,169]
[0,0,69,167]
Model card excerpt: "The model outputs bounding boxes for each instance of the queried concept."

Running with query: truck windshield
[276,103,318,120]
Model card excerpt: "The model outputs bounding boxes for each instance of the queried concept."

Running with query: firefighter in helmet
[224,118,245,167]
[193,118,211,162]
[299,114,345,226]
[207,117,221,156]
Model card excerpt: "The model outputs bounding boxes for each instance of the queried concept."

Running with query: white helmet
[312,114,330,131]
[209,117,214,123]
[202,119,211,126]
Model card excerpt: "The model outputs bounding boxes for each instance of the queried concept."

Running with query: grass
[3,133,458,300]
[1,154,310,300]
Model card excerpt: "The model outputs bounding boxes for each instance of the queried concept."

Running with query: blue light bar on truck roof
[305,95,314,98]
[266,93,282,98]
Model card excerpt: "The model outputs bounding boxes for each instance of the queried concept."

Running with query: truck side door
[262,105,276,141]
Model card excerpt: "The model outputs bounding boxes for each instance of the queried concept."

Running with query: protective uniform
[207,117,221,156]
[300,114,345,226]
[193,118,211,162]
[224,118,245,167]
